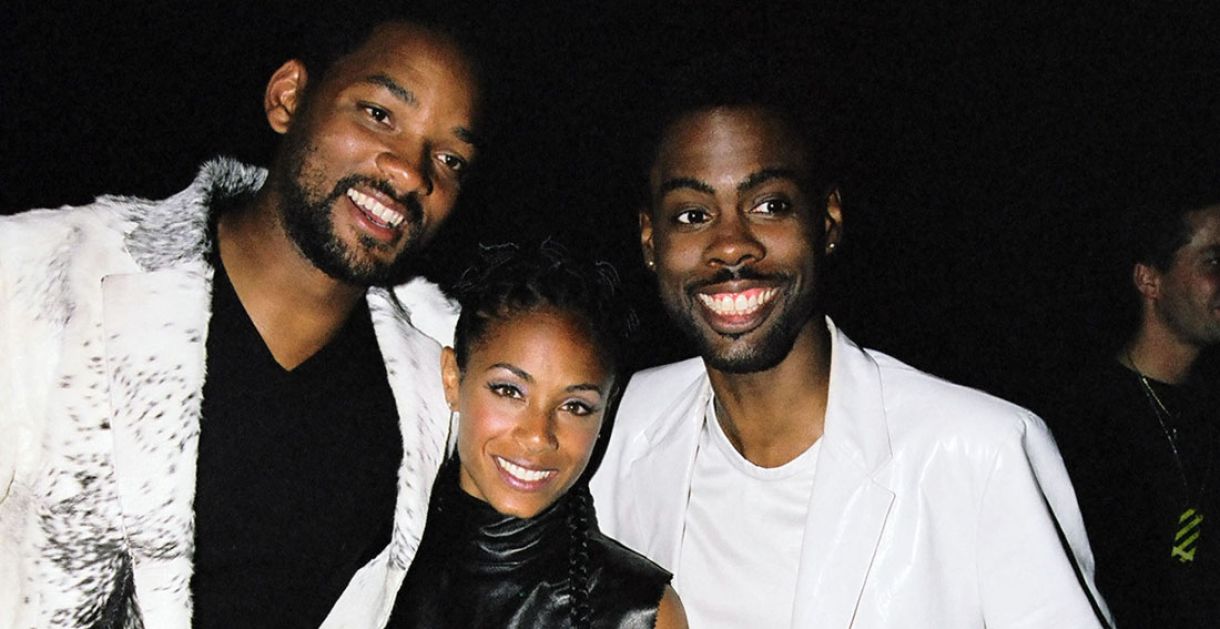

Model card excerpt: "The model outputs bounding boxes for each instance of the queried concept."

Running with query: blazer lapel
[102,265,212,629]
[621,373,710,571]
[790,322,895,628]
[316,288,453,629]
[368,288,451,566]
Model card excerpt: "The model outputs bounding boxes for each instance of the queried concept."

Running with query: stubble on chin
[671,289,815,375]
[275,147,423,287]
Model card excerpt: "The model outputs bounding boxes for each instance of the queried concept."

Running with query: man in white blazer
[0,14,480,629]
[590,94,1113,626]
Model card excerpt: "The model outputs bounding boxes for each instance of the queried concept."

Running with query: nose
[514,409,559,454]
[375,149,433,196]
[707,212,764,270]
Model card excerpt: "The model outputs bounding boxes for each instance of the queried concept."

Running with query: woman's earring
[446,409,461,452]
[646,259,656,270]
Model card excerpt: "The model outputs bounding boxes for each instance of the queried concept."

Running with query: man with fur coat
[0,14,482,629]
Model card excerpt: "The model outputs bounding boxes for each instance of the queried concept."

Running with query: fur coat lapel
[99,159,253,628]
[5,158,455,628]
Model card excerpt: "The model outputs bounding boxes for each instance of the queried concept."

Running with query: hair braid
[566,484,593,629]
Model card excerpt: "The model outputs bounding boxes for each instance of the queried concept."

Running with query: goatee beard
[279,166,426,287]
[669,269,816,374]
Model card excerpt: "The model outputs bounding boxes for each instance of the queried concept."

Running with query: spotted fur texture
[0,159,458,629]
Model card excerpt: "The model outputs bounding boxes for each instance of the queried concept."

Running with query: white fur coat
[0,159,458,629]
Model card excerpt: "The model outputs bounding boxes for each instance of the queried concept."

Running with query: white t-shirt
[674,398,820,628]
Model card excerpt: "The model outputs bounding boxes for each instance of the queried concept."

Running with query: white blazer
[591,320,1112,628]
[0,159,458,629]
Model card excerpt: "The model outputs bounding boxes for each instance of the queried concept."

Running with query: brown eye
[439,153,468,174]
[750,199,790,215]
[675,207,710,225]
[560,400,596,416]
[488,383,523,399]
[362,105,391,125]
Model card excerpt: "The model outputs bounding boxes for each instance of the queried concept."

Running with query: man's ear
[824,188,844,253]
[1133,262,1161,301]
[639,208,657,271]
[264,59,309,135]
[440,347,461,411]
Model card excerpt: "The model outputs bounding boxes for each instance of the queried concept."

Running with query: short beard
[666,268,818,374]
[276,134,425,287]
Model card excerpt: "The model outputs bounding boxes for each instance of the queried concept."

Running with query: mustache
[333,175,424,225]
[686,266,781,292]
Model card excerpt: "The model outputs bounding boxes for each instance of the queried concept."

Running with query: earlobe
[264,59,309,135]
[639,209,656,271]
[824,188,844,252]
[440,347,461,411]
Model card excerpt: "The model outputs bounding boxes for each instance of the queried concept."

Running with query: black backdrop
[3,1,1218,403]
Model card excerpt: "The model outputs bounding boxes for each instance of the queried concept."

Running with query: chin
[691,327,795,374]
[493,498,552,519]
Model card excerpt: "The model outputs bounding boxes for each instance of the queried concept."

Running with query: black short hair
[286,1,484,91]
[1096,180,1220,345]
[635,47,838,206]
[449,240,636,380]
[1125,183,1220,272]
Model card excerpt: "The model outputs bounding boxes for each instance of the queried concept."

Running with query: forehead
[320,22,480,116]
[650,106,808,190]
[480,309,601,357]
[1184,205,1220,244]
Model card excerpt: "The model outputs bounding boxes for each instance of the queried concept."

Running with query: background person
[1043,190,1220,628]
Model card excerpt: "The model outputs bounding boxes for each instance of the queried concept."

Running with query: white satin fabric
[591,319,1112,628]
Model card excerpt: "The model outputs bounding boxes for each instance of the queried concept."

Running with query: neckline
[703,396,822,479]
[431,458,574,571]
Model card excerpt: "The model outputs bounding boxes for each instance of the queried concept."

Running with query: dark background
[3,1,1218,403]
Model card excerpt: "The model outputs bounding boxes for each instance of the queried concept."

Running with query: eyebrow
[566,383,605,395]
[658,176,715,197]
[489,363,531,382]
[362,73,417,107]
[453,126,483,150]
[487,364,604,395]
[361,73,482,150]
[736,168,802,193]
[657,168,804,199]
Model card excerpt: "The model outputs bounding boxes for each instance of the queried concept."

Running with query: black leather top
[387,459,671,628]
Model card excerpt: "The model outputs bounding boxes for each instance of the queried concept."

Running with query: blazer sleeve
[0,233,13,505]
[975,413,1113,628]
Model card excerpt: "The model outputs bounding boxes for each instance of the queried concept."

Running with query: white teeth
[697,288,778,316]
[496,457,554,483]
[346,188,404,228]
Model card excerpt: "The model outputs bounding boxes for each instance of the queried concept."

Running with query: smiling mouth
[494,456,557,485]
[697,287,779,317]
[346,188,405,229]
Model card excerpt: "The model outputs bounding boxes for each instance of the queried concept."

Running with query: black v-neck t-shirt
[191,257,403,628]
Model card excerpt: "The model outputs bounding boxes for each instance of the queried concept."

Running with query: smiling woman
[386,242,687,629]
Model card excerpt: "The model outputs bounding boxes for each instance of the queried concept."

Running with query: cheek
[655,231,700,265]
[558,420,602,467]
[457,396,517,455]
[308,120,377,169]
[1205,274,1220,295]
[423,191,460,227]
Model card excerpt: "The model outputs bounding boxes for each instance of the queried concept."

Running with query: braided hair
[449,241,634,629]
